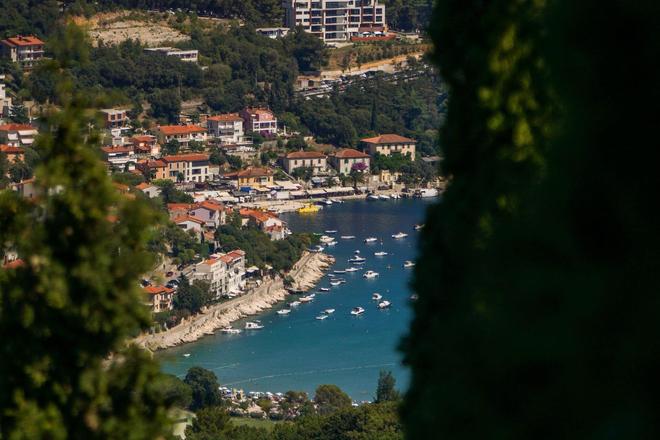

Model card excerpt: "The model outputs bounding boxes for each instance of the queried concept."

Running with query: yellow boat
[298,203,320,214]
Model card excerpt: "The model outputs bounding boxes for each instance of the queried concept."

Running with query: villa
[283,151,327,175]
[329,148,371,175]
[143,285,175,313]
[360,134,416,160]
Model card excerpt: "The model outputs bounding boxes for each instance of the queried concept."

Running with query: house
[137,159,167,180]
[143,285,175,313]
[219,250,247,294]
[173,215,205,234]
[192,256,227,298]
[0,123,38,148]
[220,144,258,162]
[360,134,416,160]
[256,27,290,39]
[1,35,45,70]
[167,203,197,220]
[206,114,244,144]
[189,200,227,228]
[130,135,160,157]
[329,148,371,175]
[135,182,161,198]
[0,74,11,118]
[0,144,24,163]
[156,125,207,149]
[162,153,211,183]
[226,167,274,189]
[283,151,327,175]
[99,109,129,130]
[240,108,278,136]
[9,178,38,198]
[101,145,135,168]
[144,47,199,63]
[239,208,287,240]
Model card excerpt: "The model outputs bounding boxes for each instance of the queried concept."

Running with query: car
[140,279,151,287]
[166,271,174,277]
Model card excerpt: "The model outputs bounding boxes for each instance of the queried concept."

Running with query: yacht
[367,194,380,201]
[315,314,328,320]
[351,307,365,316]
[183,353,191,357]
[320,199,333,205]
[391,193,401,199]
[277,309,291,315]
[413,188,439,198]
[403,261,416,268]
[372,293,382,301]
[364,237,378,243]
[392,232,409,239]
[349,255,367,263]
[325,230,338,234]
[327,241,338,246]
[319,235,335,243]
[244,321,264,330]
[379,194,390,200]
[377,300,391,309]
[353,260,366,265]
[300,295,314,303]
[414,224,424,231]
[340,235,356,240]
[374,251,388,257]
[221,327,242,334]
[363,270,379,279]
[331,199,344,204]
[324,308,336,314]
[319,287,330,292]
[288,301,301,307]
[334,269,347,274]
[330,280,342,286]
[345,267,359,272]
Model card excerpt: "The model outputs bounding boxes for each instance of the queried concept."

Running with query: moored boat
[349,256,366,263]
[330,280,342,286]
[319,287,330,292]
[379,194,390,200]
[372,293,382,301]
[288,301,301,307]
[351,307,365,315]
[374,251,388,256]
[315,314,328,320]
[340,235,356,239]
[244,321,264,330]
[364,237,378,243]
[324,308,336,314]
[345,267,359,272]
[403,260,415,268]
[391,232,408,239]
[298,203,321,213]
[325,229,338,234]
[221,327,242,334]
[363,270,379,278]
[377,300,391,309]
[277,309,291,315]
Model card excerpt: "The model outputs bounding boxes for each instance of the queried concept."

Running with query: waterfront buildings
[329,148,371,175]
[162,153,211,183]
[239,209,288,240]
[283,0,386,43]
[240,108,278,136]
[156,125,207,149]
[207,114,245,144]
[193,250,246,298]
[227,167,275,189]
[283,151,328,175]
[144,47,199,63]
[1,35,45,70]
[360,134,416,160]
[0,123,38,148]
[143,285,175,313]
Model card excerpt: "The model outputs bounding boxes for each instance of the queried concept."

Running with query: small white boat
[327,273,336,277]
[363,270,379,279]
[245,321,264,330]
[334,270,346,274]
[351,307,365,315]
[337,279,347,284]
[324,308,335,314]
[374,251,388,256]
[379,194,390,200]
[413,188,439,198]
[403,260,416,268]
[319,287,330,292]
[391,193,401,199]
[330,281,342,286]
[354,250,360,254]
[340,235,356,240]
[378,300,391,309]
[325,230,338,234]
[367,194,380,201]
[372,293,382,301]
[345,267,359,272]
[315,315,328,320]
[319,235,334,243]
[414,224,424,231]
[410,294,419,301]
[289,301,301,307]
[183,353,191,357]
[364,237,378,243]
[392,232,409,239]
[321,199,333,205]
[277,309,291,315]
[300,295,314,303]
[327,241,338,246]
[349,256,366,263]
[221,326,242,334]
[331,199,344,204]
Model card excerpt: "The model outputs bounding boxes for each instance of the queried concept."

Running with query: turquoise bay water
[158,198,434,400]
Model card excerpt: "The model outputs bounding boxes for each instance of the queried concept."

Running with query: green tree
[375,370,399,403]
[9,103,29,124]
[173,277,212,315]
[283,26,329,71]
[184,367,223,411]
[314,384,352,415]
[156,374,193,409]
[149,89,181,123]
[185,406,232,440]
[163,139,181,156]
[153,179,193,204]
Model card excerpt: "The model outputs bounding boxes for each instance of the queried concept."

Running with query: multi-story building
[144,47,199,63]
[0,74,11,118]
[283,150,327,175]
[283,0,386,43]
[0,145,23,163]
[130,135,160,157]
[1,35,45,70]
[137,159,167,180]
[329,148,371,175]
[240,108,278,136]
[206,114,244,144]
[226,167,274,189]
[156,125,207,149]
[143,285,175,313]
[101,145,135,168]
[360,134,416,160]
[0,123,38,148]
[256,27,290,39]
[193,249,246,298]
[220,250,247,295]
[162,153,211,183]
[99,109,129,130]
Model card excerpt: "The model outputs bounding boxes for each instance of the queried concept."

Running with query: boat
[351,307,365,315]
[413,188,439,198]
[298,203,321,213]
[379,194,390,200]
[277,309,291,315]
[378,300,391,309]
[345,267,359,272]
[327,241,338,246]
[300,295,314,302]
[392,232,409,239]
[319,235,335,243]
[325,230,338,234]
[367,194,380,201]
[308,293,316,298]
[324,308,336,314]
[414,224,424,231]
[364,237,378,243]
[334,270,347,274]
[331,199,344,204]
[374,251,388,256]
[349,256,366,263]
[245,321,264,330]
[391,193,401,199]
[410,294,419,301]
[353,260,366,265]
[288,301,301,307]
[330,280,342,286]
[354,250,360,254]
[403,260,416,268]
[183,353,191,357]
[337,279,347,284]
[319,287,330,292]
[315,314,328,320]
[363,270,379,278]
[372,293,382,301]
[221,326,242,334]
[320,199,333,205]
[340,235,356,240]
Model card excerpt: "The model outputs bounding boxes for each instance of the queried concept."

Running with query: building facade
[283,151,327,175]
[193,250,246,298]
[330,148,371,175]
[283,0,386,43]
[143,285,175,313]
[228,167,275,189]
[162,153,211,183]
[156,125,208,148]
[0,75,11,118]
[206,114,245,144]
[144,47,199,63]
[360,134,416,160]
[1,35,45,70]
[100,109,129,130]
[101,145,135,168]
[0,124,38,148]
[240,108,278,136]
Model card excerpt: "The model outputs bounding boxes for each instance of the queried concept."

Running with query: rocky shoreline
[134,252,335,352]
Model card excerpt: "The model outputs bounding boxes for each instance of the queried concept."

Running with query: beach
[135,251,334,351]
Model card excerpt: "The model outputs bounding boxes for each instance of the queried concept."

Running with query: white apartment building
[206,114,245,144]
[220,250,247,295]
[1,35,45,70]
[162,153,211,183]
[144,47,199,63]
[0,75,12,118]
[283,150,328,175]
[239,108,278,136]
[283,0,386,43]
[193,249,246,298]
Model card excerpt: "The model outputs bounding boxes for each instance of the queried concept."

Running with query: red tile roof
[235,167,273,178]
[2,35,44,47]
[173,215,205,225]
[101,145,133,154]
[360,134,416,144]
[333,148,370,159]
[0,145,23,154]
[131,135,156,143]
[0,124,36,131]
[158,125,206,136]
[197,200,225,212]
[207,113,242,122]
[136,182,156,190]
[286,151,326,159]
[163,153,209,163]
[167,203,196,211]
[144,285,174,295]
[2,259,25,269]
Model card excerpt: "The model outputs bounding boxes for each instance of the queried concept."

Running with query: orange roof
[158,125,206,136]
[136,182,155,190]
[144,285,174,295]
[2,35,44,47]
[239,208,279,224]
[167,203,196,211]
[131,135,156,143]
[333,148,370,159]
[0,124,36,131]
[2,259,25,269]
[140,159,166,168]
[0,145,23,154]
[360,134,416,144]
[197,200,225,212]
[101,145,133,154]
[235,167,273,178]
[172,215,205,225]
[219,250,245,264]
[163,153,209,163]
[286,151,326,159]
[207,113,242,122]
